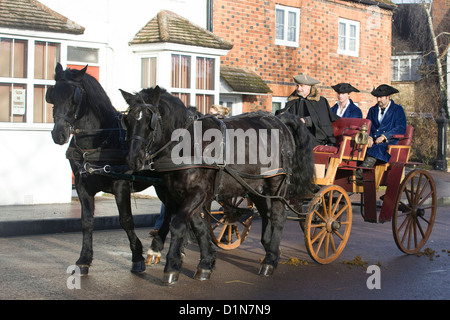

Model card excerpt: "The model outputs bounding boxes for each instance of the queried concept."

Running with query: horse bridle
[48,80,85,127]
[123,103,160,156]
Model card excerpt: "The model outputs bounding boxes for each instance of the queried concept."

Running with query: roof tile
[221,65,272,94]
[0,0,84,34]
[130,10,233,50]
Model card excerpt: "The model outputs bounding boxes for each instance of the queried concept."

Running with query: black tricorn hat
[331,83,360,93]
[371,84,399,97]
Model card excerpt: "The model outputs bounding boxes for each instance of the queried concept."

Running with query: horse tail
[277,113,315,198]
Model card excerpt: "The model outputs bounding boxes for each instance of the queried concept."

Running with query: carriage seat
[313,118,372,159]
[387,124,414,164]
[313,118,371,184]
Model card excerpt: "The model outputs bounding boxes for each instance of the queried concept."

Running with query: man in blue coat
[331,83,362,118]
[356,84,407,181]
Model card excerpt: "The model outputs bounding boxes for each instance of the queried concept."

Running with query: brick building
[212,0,396,116]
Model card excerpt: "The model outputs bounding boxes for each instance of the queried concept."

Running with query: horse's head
[120,87,161,171]
[46,63,87,145]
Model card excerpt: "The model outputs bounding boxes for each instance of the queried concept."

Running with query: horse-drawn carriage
[47,64,437,284]
[206,117,436,264]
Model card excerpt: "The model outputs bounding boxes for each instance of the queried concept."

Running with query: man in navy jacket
[356,84,407,181]
[331,83,362,118]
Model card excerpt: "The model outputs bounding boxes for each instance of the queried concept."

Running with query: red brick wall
[214,0,394,116]
[432,0,450,51]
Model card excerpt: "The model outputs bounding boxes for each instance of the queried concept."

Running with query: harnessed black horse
[120,86,315,284]
[46,63,163,275]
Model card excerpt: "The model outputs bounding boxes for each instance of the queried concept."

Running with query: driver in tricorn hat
[355,84,407,182]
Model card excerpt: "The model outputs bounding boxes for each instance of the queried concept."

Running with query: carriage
[47,64,437,284]
[208,117,437,264]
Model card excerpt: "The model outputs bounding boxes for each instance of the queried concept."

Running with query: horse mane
[139,87,191,132]
[82,74,116,115]
[61,67,117,122]
[276,112,315,197]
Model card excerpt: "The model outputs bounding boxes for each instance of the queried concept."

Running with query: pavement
[0,169,449,238]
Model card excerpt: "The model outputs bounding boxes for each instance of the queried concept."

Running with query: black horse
[120,86,314,284]
[46,63,162,275]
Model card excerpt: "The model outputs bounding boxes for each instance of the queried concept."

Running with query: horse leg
[252,195,286,276]
[147,201,174,266]
[163,212,188,285]
[75,185,95,275]
[190,210,216,281]
[113,180,145,273]
[259,199,287,276]
[163,191,214,285]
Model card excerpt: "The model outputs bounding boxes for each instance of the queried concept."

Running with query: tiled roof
[344,0,396,10]
[0,0,84,34]
[130,10,233,50]
[221,65,272,94]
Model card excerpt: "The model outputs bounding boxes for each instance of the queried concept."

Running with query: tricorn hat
[371,84,399,97]
[331,83,360,93]
[293,74,320,86]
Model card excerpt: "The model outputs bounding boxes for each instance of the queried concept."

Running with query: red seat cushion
[313,145,339,154]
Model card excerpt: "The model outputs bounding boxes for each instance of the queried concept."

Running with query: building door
[220,94,242,116]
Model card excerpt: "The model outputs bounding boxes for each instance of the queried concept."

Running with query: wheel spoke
[305,185,352,264]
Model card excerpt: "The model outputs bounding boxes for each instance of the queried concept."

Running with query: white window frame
[271,96,287,114]
[391,55,422,82]
[275,5,300,48]
[0,33,104,129]
[338,18,360,57]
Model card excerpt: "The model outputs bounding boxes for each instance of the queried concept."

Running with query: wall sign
[12,89,26,115]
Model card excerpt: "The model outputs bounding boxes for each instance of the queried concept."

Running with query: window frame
[271,96,288,114]
[169,52,219,114]
[337,18,360,57]
[391,55,422,82]
[0,34,103,128]
[275,4,300,48]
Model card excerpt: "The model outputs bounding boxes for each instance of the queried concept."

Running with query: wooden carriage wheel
[304,185,352,264]
[207,198,254,250]
[392,169,437,254]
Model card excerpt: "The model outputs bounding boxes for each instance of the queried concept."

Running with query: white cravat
[336,101,350,117]
[378,101,391,123]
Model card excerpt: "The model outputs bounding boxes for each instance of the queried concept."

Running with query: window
[67,45,100,81]
[169,54,217,114]
[391,55,422,82]
[34,41,60,124]
[141,57,157,88]
[35,42,60,80]
[195,57,215,113]
[275,5,300,47]
[272,97,287,114]
[67,46,98,64]
[338,18,360,57]
[0,37,101,124]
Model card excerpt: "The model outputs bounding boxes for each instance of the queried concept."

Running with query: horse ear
[55,63,63,80]
[73,65,88,81]
[45,86,54,104]
[119,89,136,106]
[150,85,161,105]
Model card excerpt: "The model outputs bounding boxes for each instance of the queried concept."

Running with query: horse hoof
[258,264,274,277]
[163,272,179,285]
[131,260,146,273]
[77,265,90,276]
[194,268,212,281]
[146,250,161,266]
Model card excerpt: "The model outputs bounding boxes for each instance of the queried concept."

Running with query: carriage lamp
[434,108,448,171]
[355,123,369,145]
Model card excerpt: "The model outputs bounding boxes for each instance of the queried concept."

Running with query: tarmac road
[0,203,449,303]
